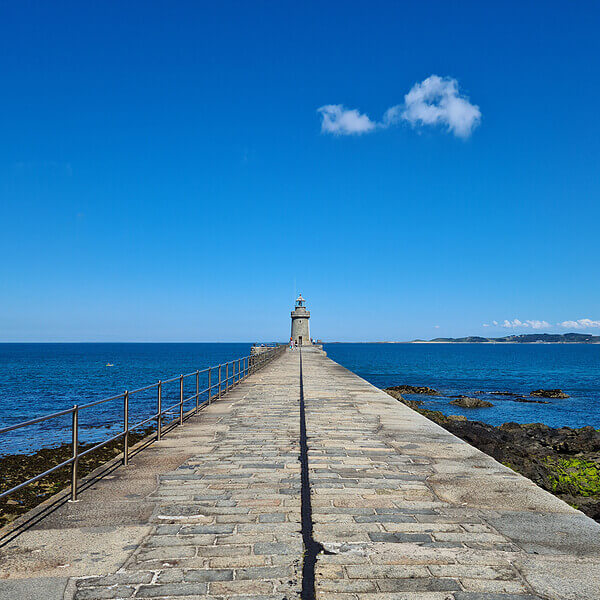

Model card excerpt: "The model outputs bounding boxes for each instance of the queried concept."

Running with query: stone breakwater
[387,391,600,522]
[1,348,600,600]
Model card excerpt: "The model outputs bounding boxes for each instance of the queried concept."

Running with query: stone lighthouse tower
[291,294,311,346]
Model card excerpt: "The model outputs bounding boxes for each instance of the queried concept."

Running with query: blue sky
[1,1,599,342]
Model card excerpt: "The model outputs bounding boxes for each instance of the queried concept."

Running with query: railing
[0,345,285,504]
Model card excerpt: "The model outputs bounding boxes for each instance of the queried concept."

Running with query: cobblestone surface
[71,356,303,600]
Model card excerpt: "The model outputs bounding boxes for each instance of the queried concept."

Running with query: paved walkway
[1,348,600,599]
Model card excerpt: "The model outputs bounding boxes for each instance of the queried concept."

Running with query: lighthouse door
[299,336,303,346]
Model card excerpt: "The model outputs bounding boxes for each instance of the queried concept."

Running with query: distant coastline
[412,333,600,344]
[326,333,600,344]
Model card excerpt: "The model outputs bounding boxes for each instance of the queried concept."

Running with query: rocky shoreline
[384,387,600,522]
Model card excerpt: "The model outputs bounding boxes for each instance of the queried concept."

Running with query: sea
[1,342,599,456]
[325,343,600,430]
[0,343,253,456]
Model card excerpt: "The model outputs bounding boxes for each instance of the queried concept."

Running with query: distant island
[412,332,600,344]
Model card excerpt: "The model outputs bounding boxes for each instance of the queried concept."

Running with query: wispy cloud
[558,319,600,329]
[317,105,376,135]
[482,318,600,331]
[317,75,481,138]
[499,319,551,329]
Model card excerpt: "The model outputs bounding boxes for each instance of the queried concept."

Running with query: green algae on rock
[544,457,600,497]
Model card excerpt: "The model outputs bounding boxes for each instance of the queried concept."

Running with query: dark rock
[483,391,550,403]
[447,414,468,422]
[385,388,404,401]
[530,389,570,398]
[449,397,494,408]
[384,389,423,409]
[387,385,440,396]
[513,397,550,404]
[403,399,424,409]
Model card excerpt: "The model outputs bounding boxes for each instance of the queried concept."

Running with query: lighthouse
[291,294,311,346]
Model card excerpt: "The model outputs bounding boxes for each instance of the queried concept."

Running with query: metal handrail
[78,431,127,459]
[0,345,285,503]
[79,393,126,410]
[0,406,76,435]
[129,382,160,395]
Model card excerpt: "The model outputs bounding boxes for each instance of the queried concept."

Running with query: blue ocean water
[0,343,253,455]
[2,342,599,456]
[324,343,600,430]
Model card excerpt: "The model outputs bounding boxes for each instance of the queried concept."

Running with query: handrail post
[195,370,199,414]
[123,391,129,465]
[225,362,229,392]
[208,366,212,404]
[232,360,236,387]
[218,364,222,398]
[238,359,241,383]
[157,381,162,441]
[179,374,184,425]
[70,405,79,502]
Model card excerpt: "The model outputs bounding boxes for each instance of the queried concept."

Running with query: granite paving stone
[63,353,303,600]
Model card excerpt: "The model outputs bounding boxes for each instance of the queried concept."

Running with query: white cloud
[502,319,522,328]
[527,320,551,329]
[317,104,376,135]
[433,325,440,328]
[318,75,481,138]
[500,319,550,329]
[401,76,481,138]
[486,318,600,331]
[558,318,600,329]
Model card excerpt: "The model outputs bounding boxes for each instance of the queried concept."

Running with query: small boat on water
[106,363,114,367]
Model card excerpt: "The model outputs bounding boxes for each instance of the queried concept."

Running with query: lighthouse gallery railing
[0,345,285,504]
